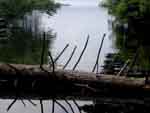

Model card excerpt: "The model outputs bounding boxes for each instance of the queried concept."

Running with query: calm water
[0,6,114,72]
[0,100,92,113]
[0,5,114,113]
[42,6,114,71]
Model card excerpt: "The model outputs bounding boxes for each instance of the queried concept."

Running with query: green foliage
[139,0,150,16]
[105,0,150,21]
[0,0,58,64]
[0,28,54,64]
[105,0,150,68]
[0,0,60,19]
[105,0,135,20]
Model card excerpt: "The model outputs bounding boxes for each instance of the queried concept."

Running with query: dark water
[0,10,53,65]
[0,5,114,113]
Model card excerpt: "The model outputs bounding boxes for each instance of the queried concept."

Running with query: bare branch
[54,44,69,63]
[55,99,69,113]
[72,35,90,71]
[28,99,37,106]
[72,99,82,113]
[64,99,75,113]
[127,47,140,75]
[92,33,106,73]
[7,98,17,111]
[6,64,20,73]
[40,33,53,75]
[40,32,46,70]
[20,99,26,107]
[117,59,130,76]
[48,51,55,74]
[63,46,77,70]
[40,99,44,113]
[52,99,55,113]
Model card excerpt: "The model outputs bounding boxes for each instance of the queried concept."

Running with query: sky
[55,0,101,6]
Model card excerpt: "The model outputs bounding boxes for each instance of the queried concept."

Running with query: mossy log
[0,64,149,100]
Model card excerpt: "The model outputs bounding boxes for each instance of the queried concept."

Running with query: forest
[0,0,60,64]
[0,0,60,19]
[104,0,150,71]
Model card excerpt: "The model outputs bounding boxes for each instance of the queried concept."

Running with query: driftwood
[0,63,149,100]
[81,99,150,113]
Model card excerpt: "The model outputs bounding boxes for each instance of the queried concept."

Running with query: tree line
[103,0,150,70]
[0,0,60,20]
[0,0,59,64]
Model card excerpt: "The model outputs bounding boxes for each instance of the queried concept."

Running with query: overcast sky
[55,0,101,6]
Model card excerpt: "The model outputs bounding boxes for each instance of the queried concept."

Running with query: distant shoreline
[59,3,71,7]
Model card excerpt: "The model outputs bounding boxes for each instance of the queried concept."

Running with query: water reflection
[42,6,114,71]
[0,4,114,113]
[0,100,92,113]
[0,11,55,64]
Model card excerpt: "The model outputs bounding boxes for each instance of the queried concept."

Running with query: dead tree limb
[72,35,90,71]
[117,59,130,76]
[92,34,106,73]
[73,99,82,113]
[52,99,55,113]
[65,100,75,113]
[0,64,148,100]
[40,33,46,70]
[7,98,17,111]
[48,51,55,74]
[63,46,77,70]
[54,44,69,63]
[21,99,26,107]
[28,99,37,106]
[40,100,44,113]
[54,99,69,113]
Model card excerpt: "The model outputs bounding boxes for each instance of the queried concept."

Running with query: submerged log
[0,64,149,100]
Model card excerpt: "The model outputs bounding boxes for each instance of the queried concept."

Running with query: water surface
[42,6,114,71]
[0,5,114,113]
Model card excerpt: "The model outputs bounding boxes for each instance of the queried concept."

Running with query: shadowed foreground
[0,63,149,101]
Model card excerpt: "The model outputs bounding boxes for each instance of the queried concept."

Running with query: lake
[42,5,114,72]
[0,5,114,113]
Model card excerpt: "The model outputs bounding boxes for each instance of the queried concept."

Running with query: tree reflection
[0,11,56,64]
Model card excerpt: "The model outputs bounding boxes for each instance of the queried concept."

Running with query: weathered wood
[81,98,150,113]
[0,64,149,100]
[116,59,130,76]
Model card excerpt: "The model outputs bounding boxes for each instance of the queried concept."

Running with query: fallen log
[0,63,149,100]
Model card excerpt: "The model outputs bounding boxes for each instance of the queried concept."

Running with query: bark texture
[0,64,149,100]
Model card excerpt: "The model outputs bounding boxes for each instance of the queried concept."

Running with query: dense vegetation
[0,0,60,20]
[0,29,53,64]
[0,0,59,64]
[104,0,150,69]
